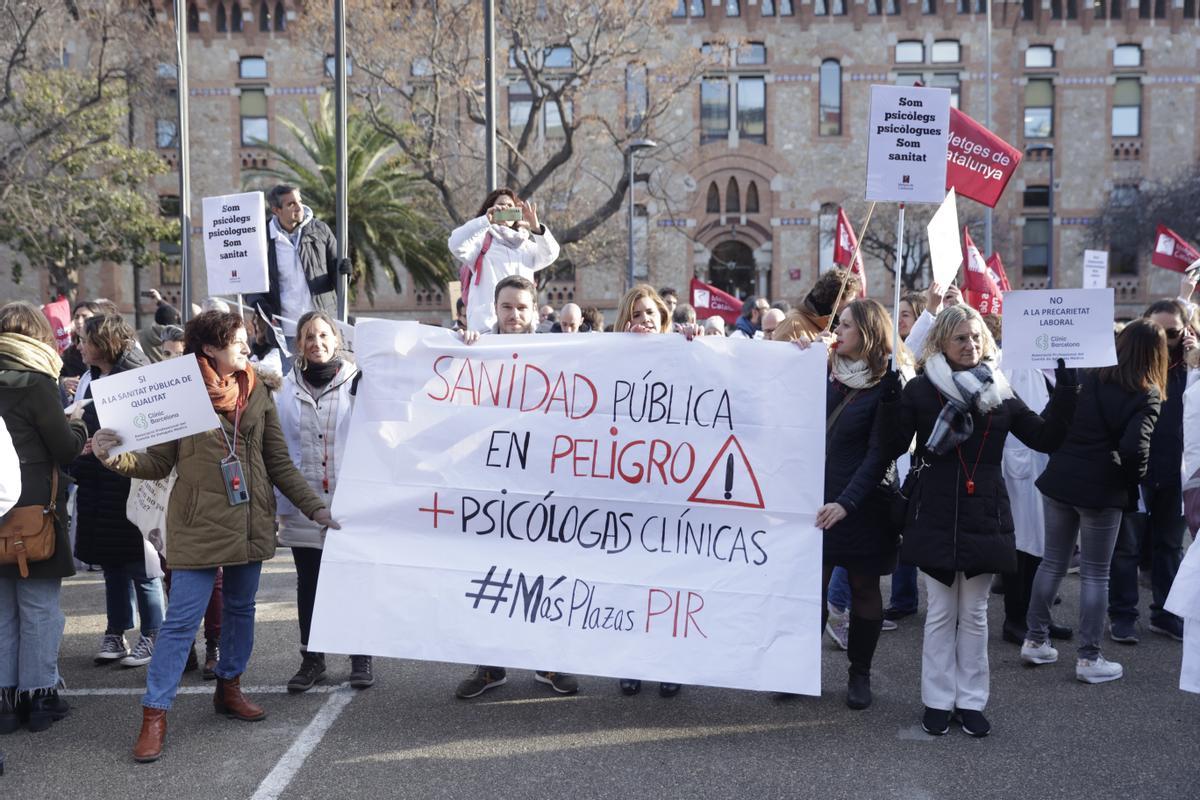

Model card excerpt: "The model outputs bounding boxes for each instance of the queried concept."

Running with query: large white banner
[309,322,828,694]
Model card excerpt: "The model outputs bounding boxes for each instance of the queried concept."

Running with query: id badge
[220,458,250,506]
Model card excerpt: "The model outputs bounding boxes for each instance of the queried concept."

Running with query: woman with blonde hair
[881,303,1077,737]
[615,284,673,334]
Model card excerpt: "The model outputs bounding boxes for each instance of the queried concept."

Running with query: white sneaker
[1076,655,1123,684]
[825,605,849,651]
[881,618,899,632]
[120,633,156,668]
[1020,639,1058,665]
[94,633,128,664]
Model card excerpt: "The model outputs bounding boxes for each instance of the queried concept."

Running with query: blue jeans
[1027,497,1122,660]
[103,560,165,636]
[888,563,919,613]
[0,577,64,692]
[1108,483,1187,627]
[827,567,850,612]
[143,562,262,710]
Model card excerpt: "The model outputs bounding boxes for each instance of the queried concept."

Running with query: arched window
[274,1,286,31]
[231,3,243,32]
[819,59,841,136]
[259,1,270,31]
[726,177,740,213]
[745,182,760,214]
[706,182,721,213]
[187,3,199,32]
[216,2,227,33]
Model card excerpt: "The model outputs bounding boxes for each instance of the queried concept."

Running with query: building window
[544,46,573,69]
[216,2,227,33]
[706,182,721,213]
[701,78,730,144]
[1024,78,1053,138]
[815,0,828,13]
[240,89,268,145]
[626,63,648,131]
[1114,45,1142,68]
[231,3,243,32]
[819,59,842,136]
[508,80,533,130]
[1112,77,1141,137]
[762,0,774,13]
[187,3,199,32]
[155,118,178,149]
[544,90,571,139]
[726,178,740,213]
[1138,0,1150,17]
[888,0,901,12]
[923,0,937,12]
[240,57,267,79]
[674,0,687,15]
[819,204,837,273]
[977,0,987,10]
[1111,0,1121,18]
[738,43,766,66]
[869,0,882,14]
[274,1,286,31]
[324,55,354,78]
[781,0,794,13]
[746,182,760,214]
[896,41,924,64]
[737,76,766,144]
[259,1,270,32]
[1025,46,1054,69]
[895,72,923,88]
[958,0,969,11]
[1023,185,1050,207]
[726,0,741,16]
[690,0,706,15]
[832,0,847,13]
[931,40,960,64]
[1051,0,1063,18]
[931,73,961,109]
[1022,219,1050,275]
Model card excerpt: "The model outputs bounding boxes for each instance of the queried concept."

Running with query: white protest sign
[865,84,951,204]
[1000,289,1118,370]
[202,191,269,296]
[310,323,827,694]
[92,355,220,456]
[1082,250,1109,290]
[927,189,961,287]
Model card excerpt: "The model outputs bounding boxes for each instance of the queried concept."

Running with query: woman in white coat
[448,188,560,332]
[275,311,370,693]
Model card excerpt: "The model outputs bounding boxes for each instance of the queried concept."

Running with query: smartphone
[493,208,523,223]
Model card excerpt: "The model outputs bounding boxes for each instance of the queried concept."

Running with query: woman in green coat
[93,311,337,763]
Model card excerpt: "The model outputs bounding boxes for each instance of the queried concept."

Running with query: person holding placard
[771,269,861,344]
[880,304,1078,738]
[1022,319,1165,683]
[0,303,88,734]
[801,299,902,710]
[72,315,164,669]
[274,311,374,693]
[90,311,337,764]
[449,188,560,333]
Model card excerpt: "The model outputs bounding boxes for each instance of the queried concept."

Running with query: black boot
[0,687,18,735]
[846,615,883,710]
[26,688,69,733]
[287,651,326,693]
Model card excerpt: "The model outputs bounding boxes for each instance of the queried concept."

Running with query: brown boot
[132,707,167,763]
[202,640,218,681]
[213,675,267,722]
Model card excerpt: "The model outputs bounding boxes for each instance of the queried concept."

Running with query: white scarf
[924,353,1012,413]
[830,356,877,390]
[488,223,530,250]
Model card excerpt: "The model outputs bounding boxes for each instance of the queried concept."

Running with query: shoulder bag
[0,470,59,578]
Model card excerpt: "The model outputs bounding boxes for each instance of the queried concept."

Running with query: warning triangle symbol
[687,434,765,510]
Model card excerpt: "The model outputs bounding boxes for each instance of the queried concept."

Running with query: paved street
[2,555,1196,800]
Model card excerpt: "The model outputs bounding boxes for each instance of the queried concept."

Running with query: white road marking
[62,683,350,696]
[250,688,357,800]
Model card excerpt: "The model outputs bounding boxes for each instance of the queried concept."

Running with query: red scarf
[196,355,257,420]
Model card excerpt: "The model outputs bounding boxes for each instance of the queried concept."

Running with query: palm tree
[246,93,454,301]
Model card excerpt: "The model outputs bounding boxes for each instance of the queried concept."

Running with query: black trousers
[292,546,323,648]
[1002,550,1041,629]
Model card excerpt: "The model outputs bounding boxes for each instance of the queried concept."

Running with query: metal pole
[984,0,993,256]
[891,203,906,367]
[626,146,635,292]
[483,0,497,191]
[1047,149,1055,287]
[334,0,349,322]
[174,0,192,323]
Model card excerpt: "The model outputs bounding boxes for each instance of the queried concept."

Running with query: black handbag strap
[826,388,861,438]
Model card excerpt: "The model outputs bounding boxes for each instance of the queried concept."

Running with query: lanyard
[955,413,992,496]
[219,404,242,463]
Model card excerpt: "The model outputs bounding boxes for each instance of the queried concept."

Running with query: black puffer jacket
[72,347,150,567]
[1145,358,1187,488]
[1036,372,1159,511]
[823,377,897,568]
[882,373,1076,583]
[0,357,87,580]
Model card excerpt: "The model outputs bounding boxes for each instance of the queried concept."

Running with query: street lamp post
[1026,143,1055,287]
[626,138,657,291]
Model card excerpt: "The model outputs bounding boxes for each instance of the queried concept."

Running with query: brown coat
[106,381,325,570]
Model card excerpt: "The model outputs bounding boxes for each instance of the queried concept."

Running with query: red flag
[690,277,742,326]
[833,207,867,297]
[961,228,1004,316]
[41,296,72,353]
[1151,224,1200,274]
[945,108,1022,209]
[987,252,1011,292]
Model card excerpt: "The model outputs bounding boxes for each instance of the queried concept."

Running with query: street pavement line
[250,687,356,800]
[62,683,350,696]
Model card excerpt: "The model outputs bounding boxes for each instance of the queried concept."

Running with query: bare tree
[1089,165,1200,273]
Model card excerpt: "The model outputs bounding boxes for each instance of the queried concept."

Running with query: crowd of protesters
[1,192,1197,759]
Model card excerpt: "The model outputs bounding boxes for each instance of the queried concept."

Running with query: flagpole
[891,203,906,368]
[824,201,877,333]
